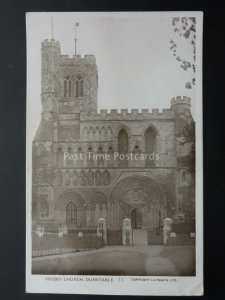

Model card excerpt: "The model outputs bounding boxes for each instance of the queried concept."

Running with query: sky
[26,12,196,141]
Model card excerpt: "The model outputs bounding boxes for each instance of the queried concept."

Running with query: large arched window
[63,77,72,98]
[75,76,84,97]
[145,127,156,167]
[66,201,77,223]
[118,129,128,167]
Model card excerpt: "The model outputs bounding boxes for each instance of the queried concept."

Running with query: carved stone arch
[82,127,88,141]
[89,127,94,141]
[95,127,100,141]
[101,127,107,141]
[115,124,131,139]
[107,127,113,141]
[142,123,159,137]
[110,175,166,206]
[55,190,87,210]
[90,192,107,206]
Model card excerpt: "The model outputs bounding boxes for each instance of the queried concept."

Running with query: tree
[170,17,196,89]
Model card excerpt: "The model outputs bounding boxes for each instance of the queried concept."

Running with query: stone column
[122,218,132,246]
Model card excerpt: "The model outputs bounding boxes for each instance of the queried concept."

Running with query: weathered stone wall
[32,38,195,234]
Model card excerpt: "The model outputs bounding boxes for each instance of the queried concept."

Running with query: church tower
[41,39,60,121]
[58,54,98,114]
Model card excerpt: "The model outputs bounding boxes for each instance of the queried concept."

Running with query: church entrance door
[131,208,142,229]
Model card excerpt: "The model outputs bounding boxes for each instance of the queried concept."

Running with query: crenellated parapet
[171,96,191,107]
[171,96,192,118]
[41,39,60,49]
[59,54,96,65]
[80,108,174,121]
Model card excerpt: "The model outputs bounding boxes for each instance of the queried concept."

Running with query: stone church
[32,37,195,243]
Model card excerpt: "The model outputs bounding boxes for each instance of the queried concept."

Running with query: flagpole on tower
[75,22,79,55]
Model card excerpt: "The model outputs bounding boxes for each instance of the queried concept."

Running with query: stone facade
[32,38,195,237]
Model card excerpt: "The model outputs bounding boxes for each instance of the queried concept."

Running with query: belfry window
[75,76,84,97]
[66,201,76,222]
[68,80,72,97]
[63,77,72,98]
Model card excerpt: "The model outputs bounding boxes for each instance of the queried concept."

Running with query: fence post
[163,218,172,245]
[97,218,107,246]
[122,218,132,245]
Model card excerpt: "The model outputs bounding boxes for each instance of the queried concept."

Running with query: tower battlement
[59,54,96,65]
[171,96,191,107]
[41,39,60,49]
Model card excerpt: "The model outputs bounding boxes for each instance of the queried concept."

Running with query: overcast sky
[26,12,196,141]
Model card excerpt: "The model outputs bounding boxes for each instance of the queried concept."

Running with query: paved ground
[32,245,195,276]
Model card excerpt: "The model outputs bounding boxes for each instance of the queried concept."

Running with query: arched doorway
[111,176,166,230]
[131,208,142,229]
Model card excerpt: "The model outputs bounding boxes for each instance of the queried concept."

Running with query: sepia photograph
[26,12,203,295]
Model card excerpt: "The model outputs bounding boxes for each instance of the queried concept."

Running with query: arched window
[75,76,84,97]
[63,77,72,98]
[145,127,156,167]
[63,80,67,97]
[68,80,72,97]
[118,129,128,167]
[80,80,83,96]
[76,80,79,97]
[66,201,76,223]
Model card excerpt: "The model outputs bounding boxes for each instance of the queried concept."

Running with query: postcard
[26,11,203,295]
